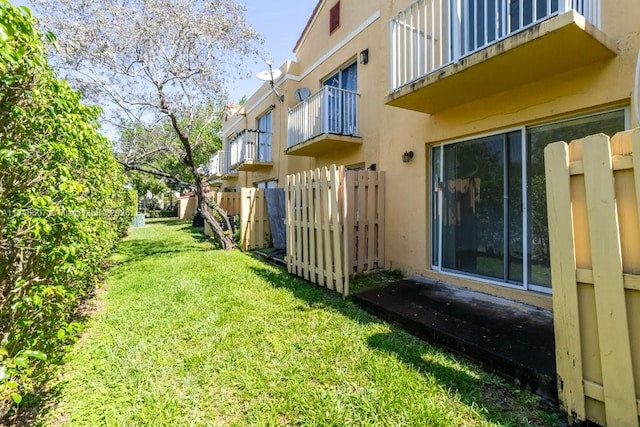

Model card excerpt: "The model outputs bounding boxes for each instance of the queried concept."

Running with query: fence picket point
[295,173,303,277]
[314,169,325,287]
[322,167,335,289]
[367,170,377,271]
[285,176,293,272]
[301,171,310,281]
[307,170,317,283]
[331,165,344,295]
[357,171,367,272]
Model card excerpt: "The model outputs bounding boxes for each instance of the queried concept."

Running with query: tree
[31,0,264,249]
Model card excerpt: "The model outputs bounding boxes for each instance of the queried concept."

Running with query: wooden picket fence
[285,165,385,296]
[545,129,640,426]
[240,188,271,250]
[345,170,386,274]
[203,189,271,251]
[203,191,240,237]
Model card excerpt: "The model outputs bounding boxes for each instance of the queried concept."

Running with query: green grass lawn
[28,219,560,426]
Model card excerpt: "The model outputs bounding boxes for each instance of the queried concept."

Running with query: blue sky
[14,0,319,103]
[233,0,319,102]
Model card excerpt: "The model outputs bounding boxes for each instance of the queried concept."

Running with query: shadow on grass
[178,224,208,243]
[143,217,185,226]
[111,225,210,274]
[112,238,208,269]
[1,383,64,427]
[248,264,555,427]
[1,287,103,426]
[2,221,214,425]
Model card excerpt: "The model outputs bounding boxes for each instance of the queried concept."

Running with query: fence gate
[284,165,385,296]
[240,188,271,251]
[545,129,640,426]
[345,169,385,275]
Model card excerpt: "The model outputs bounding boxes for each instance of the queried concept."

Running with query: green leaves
[1,0,134,415]
[24,351,47,361]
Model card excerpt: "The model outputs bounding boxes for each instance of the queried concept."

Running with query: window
[323,61,358,135]
[329,1,340,34]
[346,163,365,171]
[431,109,626,292]
[257,111,272,162]
[256,180,277,189]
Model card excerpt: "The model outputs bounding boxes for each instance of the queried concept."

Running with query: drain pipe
[635,48,640,126]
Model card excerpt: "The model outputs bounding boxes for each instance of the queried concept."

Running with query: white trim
[521,126,529,290]
[529,284,553,295]
[526,106,629,129]
[227,10,380,123]
[223,116,245,137]
[435,269,534,293]
[298,10,380,82]
[435,125,524,147]
[437,146,443,270]
[429,107,629,294]
[624,106,631,129]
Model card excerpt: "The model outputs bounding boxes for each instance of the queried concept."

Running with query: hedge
[0,0,134,414]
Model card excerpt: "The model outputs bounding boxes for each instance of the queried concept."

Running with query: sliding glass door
[439,131,522,283]
[526,110,626,289]
[432,109,626,292]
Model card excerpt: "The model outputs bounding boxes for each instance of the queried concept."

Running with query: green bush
[0,1,132,414]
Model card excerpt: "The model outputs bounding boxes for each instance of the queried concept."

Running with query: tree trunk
[193,179,234,250]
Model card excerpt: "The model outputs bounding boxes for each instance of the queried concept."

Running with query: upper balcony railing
[207,150,224,177]
[390,0,601,91]
[227,130,272,170]
[287,86,359,149]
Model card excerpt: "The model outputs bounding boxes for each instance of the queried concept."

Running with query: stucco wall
[222,0,640,308]
[178,196,196,220]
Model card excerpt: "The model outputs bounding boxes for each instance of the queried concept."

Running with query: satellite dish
[294,87,311,102]
[255,68,282,82]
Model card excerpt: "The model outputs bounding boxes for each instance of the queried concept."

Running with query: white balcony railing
[287,86,359,149]
[208,150,224,177]
[227,130,271,170]
[390,0,601,91]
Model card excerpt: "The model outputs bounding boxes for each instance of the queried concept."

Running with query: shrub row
[0,1,134,414]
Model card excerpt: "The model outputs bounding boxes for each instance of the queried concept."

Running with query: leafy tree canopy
[31,0,264,248]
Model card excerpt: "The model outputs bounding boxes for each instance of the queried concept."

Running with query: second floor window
[257,111,272,162]
[323,61,358,135]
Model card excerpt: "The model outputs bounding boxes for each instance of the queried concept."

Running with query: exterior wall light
[402,151,414,163]
[359,48,369,65]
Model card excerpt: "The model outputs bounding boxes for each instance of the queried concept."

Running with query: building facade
[219,0,640,309]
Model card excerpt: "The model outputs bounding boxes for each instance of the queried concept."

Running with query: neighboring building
[220,0,640,309]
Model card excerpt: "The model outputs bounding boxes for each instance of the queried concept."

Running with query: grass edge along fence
[545,128,640,426]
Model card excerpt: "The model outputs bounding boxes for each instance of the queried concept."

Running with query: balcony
[387,0,616,113]
[286,86,361,157]
[228,130,273,172]
[208,150,225,177]
[202,150,225,186]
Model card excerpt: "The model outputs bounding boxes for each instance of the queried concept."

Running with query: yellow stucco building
[216,0,640,309]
